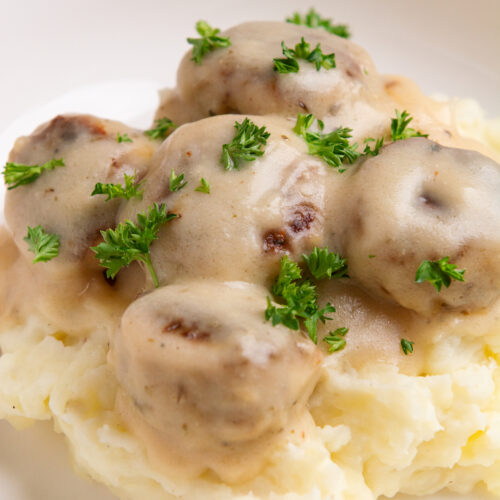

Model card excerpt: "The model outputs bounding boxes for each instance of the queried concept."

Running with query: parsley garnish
[363,137,384,157]
[293,113,359,171]
[24,226,60,263]
[169,169,187,192]
[187,21,231,65]
[195,178,210,194]
[391,110,428,142]
[286,8,351,38]
[303,247,348,280]
[91,172,144,201]
[401,338,414,355]
[91,203,177,288]
[3,158,65,190]
[274,38,335,74]
[415,257,465,292]
[117,133,133,143]
[220,118,270,170]
[324,327,349,353]
[265,255,335,344]
[145,118,176,141]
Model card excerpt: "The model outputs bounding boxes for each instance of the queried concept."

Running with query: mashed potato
[1,16,500,500]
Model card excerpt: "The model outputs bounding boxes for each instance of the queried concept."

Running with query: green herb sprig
[91,203,178,287]
[274,38,336,74]
[286,8,351,38]
[145,118,176,141]
[266,256,335,344]
[363,137,384,157]
[195,178,210,194]
[91,172,144,201]
[293,113,359,171]
[169,169,187,192]
[3,158,65,190]
[303,246,348,280]
[401,338,414,355]
[221,118,270,170]
[415,257,465,292]
[187,21,231,65]
[117,133,133,143]
[24,226,60,263]
[391,109,428,142]
[266,248,349,349]
[324,327,349,353]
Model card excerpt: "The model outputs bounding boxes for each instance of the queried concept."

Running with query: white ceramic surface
[0,0,499,499]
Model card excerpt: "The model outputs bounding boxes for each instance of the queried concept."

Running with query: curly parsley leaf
[294,113,359,171]
[3,158,65,190]
[221,118,270,170]
[286,8,351,38]
[194,177,210,194]
[303,247,348,280]
[169,169,187,192]
[274,38,335,74]
[391,109,428,142]
[91,203,178,287]
[24,225,60,263]
[324,327,349,353]
[91,172,144,201]
[265,255,336,344]
[187,21,231,65]
[117,133,133,143]
[145,118,176,141]
[363,137,384,157]
[415,257,465,292]
[401,338,414,355]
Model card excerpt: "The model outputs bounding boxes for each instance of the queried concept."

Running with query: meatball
[5,114,157,269]
[339,138,500,315]
[112,281,322,482]
[3,115,157,330]
[119,114,340,288]
[156,21,388,126]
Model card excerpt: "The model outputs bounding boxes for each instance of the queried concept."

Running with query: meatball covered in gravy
[340,138,500,315]
[156,21,388,126]
[120,114,336,288]
[112,281,322,482]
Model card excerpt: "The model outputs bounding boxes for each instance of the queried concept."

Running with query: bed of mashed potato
[0,100,499,500]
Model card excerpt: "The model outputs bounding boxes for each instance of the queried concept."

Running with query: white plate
[0,1,499,499]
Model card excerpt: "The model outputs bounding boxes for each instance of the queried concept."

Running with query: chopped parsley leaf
[265,255,335,344]
[117,133,133,143]
[3,158,65,190]
[169,169,187,192]
[293,113,359,171]
[401,338,414,355]
[220,118,270,170]
[91,172,144,201]
[324,327,349,352]
[415,257,465,292]
[274,38,335,74]
[187,21,231,65]
[303,246,348,280]
[91,203,178,288]
[286,8,351,38]
[391,109,428,142]
[24,225,60,263]
[145,118,176,141]
[194,177,210,194]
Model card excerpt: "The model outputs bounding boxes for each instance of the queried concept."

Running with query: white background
[0,0,499,499]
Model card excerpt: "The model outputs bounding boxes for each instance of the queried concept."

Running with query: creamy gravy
[0,20,499,485]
